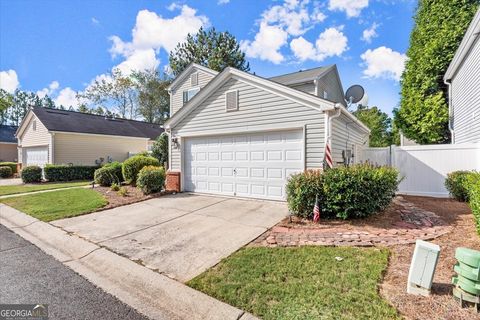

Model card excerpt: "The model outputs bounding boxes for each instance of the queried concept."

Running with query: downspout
[326,103,342,165]
[444,78,455,144]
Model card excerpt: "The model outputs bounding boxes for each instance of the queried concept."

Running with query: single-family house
[16,107,163,167]
[0,125,18,162]
[164,63,370,200]
[444,7,480,144]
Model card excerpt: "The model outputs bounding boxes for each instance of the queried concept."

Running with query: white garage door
[184,129,304,200]
[24,146,49,167]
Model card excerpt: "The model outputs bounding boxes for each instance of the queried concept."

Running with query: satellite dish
[344,85,365,105]
[358,92,369,107]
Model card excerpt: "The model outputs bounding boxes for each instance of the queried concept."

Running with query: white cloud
[54,87,79,108]
[37,81,59,98]
[109,5,208,74]
[290,26,348,61]
[91,17,100,25]
[241,0,327,63]
[240,23,288,64]
[328,0,369,18]
[217,0,230,4]
[0,70,19,93]
[361,46,406,81]
[361,23,378,43]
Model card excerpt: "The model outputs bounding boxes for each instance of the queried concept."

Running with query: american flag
[324,140,333,169]
[313,195,321,223]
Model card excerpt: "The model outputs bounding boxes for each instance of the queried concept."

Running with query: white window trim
[225,89,239,112]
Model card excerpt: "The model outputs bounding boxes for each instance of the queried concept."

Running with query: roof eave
[444,8,480,80]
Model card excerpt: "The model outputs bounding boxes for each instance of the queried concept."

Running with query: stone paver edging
[0,204,257,320]
[251,197,452,247]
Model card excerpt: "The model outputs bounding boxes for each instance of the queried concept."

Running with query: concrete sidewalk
[0,203,258,320]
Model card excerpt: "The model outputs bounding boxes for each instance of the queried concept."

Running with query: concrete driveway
[52,194,287,282]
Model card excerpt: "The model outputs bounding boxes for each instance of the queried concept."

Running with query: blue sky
[0,0,416,115]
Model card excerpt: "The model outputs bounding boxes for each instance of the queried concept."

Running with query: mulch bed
[250,196,452,247]
[92,185,172,210]
[381,196,480,320]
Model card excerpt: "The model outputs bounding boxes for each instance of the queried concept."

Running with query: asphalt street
[0,224,149,320]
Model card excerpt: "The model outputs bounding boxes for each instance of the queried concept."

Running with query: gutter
[443,79,455,144]
[327,103,342,144]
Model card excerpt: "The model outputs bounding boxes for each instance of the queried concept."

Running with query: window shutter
[190,73,198,86]
[225,90,238,111]
[183,91,189,105]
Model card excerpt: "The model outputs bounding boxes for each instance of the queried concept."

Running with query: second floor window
[183,87,200,105]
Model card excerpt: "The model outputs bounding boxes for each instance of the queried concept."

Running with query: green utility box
[453,247,480,311]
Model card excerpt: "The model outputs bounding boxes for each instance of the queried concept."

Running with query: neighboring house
[164,63,370,200]
[444,7,480,144]
[0,125,18,162]
[16,107,163,167]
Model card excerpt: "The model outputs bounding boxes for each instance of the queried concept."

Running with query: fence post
[390,145,396,167]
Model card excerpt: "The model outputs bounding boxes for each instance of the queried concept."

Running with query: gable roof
[17,107,163,140]
[0,125,18,143]
[444,7,480,80]
[269,65,334,85]
[167,63,219,91]
[165,67,339,129]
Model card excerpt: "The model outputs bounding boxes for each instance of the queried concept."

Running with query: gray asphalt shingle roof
[31,107,163,140]
[269,65,334,85]
[0,125,18,143]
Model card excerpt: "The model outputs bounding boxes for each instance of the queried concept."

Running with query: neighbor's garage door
[184,130,303,200]
[23,146,49,167]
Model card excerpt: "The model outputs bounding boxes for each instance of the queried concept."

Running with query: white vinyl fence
[358,143,480,197]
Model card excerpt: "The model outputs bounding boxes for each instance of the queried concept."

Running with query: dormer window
[183,87,200,105]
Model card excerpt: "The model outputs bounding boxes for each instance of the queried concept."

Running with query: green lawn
[0,181,90,196]
[188,246,399,320]
[1,188,107,222]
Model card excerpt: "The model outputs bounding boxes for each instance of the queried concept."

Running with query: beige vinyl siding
[20,115,50,148]
[170,77,326,170]
[54,133,148,165]
[331,113,369,165]
[289,82,316,95]
[171,68,216,116]
[0,143,17,162]
[18,115,52,163]
[451,35,480,143]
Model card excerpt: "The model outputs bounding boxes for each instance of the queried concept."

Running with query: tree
[353,106,393,147]
[169,27,250,76]
[151,132,169,167]
[81,69,137,119]
[132,70,171,124]
[0,89,14,125]
[395,0,479,144]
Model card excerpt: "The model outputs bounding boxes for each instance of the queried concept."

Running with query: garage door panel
[184,129,303,200]
[24,147,49,168]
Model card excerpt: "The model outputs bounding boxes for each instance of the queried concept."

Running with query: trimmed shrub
[285,170,323,218]
[122,156,160,184]
[286,164,400,220]
[0,166,13,178]
[465,172,480,235]
[44,165,99,182]
[445,170,472,202]
[0,162,17,174]
[94,162,123,186]
[21,166,42,183]
[137,166,166,195]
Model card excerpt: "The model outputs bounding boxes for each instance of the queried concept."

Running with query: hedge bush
[94,162,123,186]
[44,165,99,182]
[137,166,166,194]
[21,166,42,183]
[445,170,472,201]
[286,164,400,219]
[0,162,17,174]
[0,166,13,178]
[464,172,480,235]
[122,156,160,184]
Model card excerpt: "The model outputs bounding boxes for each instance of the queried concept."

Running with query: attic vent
[225,90,238,112]
[191,73,198,86]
